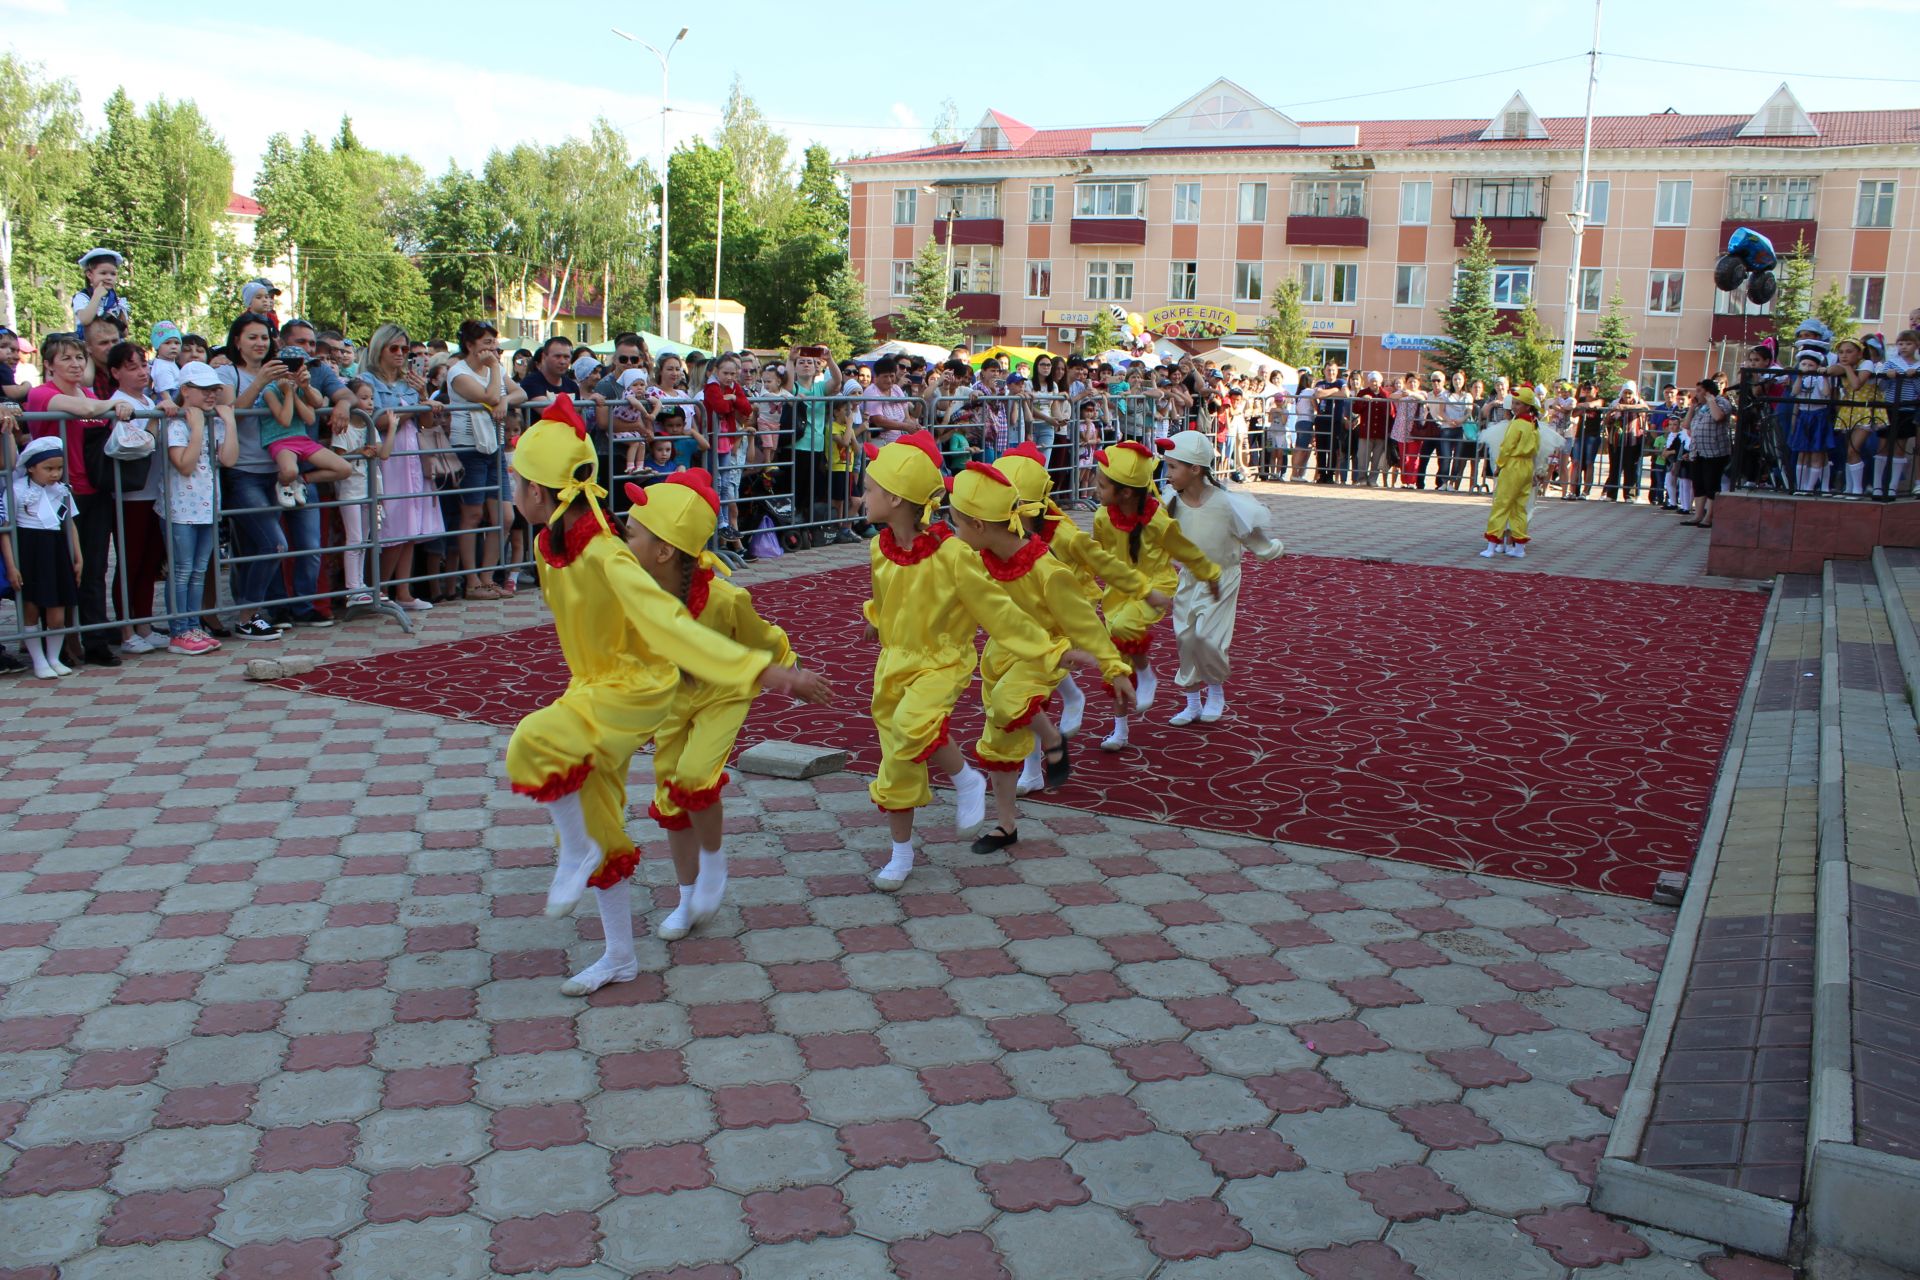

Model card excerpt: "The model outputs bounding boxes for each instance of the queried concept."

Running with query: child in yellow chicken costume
[995,443,1167,740]
[622,469,824,942]
[860,430,1069,890]
[505,397,823,996]
[1481,386,1544,559]
[1091,440,1221,752]
[948,459,1136,850]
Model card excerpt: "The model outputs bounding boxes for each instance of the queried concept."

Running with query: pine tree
[1427,218,1499,386]
[1493,297,1559,390]
[1080,308,1117,358]
[784,292,849,362]
[1592,284,1636,392]
[1258,277,1313,367]
[1770,234,1815,347]
[1813,282,1857,345]
[823,261,874,355]
[893,239,963,347]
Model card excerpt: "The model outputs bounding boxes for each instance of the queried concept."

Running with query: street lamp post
[612,24,688,338]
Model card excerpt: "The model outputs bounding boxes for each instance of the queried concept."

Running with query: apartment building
[840,80,1920,393]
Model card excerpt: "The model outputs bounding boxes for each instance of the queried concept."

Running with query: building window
[1237,182,1269,222]
[1299,262,1327,305]
[1172,183,1201,223]
[1086,260,1134,301]
[1641,359,1678,397]
[949,246,996,295]
[1714,287,1772,317]
[1848,275,1885,322]
[893,188,917,225]
[1393,265,1426,307]
[1074,182,1143,218]
[1576,179,1610,225]
[1458,263,1535,309]
[1648,269,1684,315]
[1025,260,1052,300]
[946,184,999,219]
[1399,181,1431,226]
[1857,180,1896,228]
[1727,175,1814,222]
[1331,263,1358,305]
[576,322,590,344]
[1292,179,1365,218]
[889,260,914,297]
[1450,177,1547,219]
[1020,333,1049,348]
[1578,268,1603,313]
[1234,262,1264,303]
[1654,180,1692,227]
[1168,261,1198,302]
[1028,185,1054,223]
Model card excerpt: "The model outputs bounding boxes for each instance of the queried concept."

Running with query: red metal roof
[226,193,263,216]
[845,110,1920,166]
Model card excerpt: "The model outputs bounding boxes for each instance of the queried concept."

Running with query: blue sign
[1382,333,1440,351]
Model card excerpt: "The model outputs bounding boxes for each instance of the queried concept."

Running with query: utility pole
[1560,0,1603,382]
[612,25,688,336]
[712,179,725,347]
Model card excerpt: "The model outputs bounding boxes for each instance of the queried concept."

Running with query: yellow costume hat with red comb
[622,468,731,576]
[863,429,949,520]
[1094,439,1158,489]
[511,395,605,527]
[949,461,1025,533]
[994,442,1053,508]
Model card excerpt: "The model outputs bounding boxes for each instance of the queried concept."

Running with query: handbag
[417,420,464,484]
[469,405,499,456]
[79,423,119,494]
[104,417,156,492]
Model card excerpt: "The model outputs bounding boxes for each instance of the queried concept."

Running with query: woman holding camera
[362,323,443,611]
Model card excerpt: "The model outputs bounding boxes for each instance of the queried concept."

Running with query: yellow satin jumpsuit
[1092,500,1220,660]
[1485,417,1541,545]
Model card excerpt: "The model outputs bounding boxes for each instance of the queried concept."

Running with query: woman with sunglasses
[363,323,443,611]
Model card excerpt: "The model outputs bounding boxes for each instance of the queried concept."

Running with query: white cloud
[0,0,69,14]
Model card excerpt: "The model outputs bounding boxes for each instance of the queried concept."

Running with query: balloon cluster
[1108,305,1154,355]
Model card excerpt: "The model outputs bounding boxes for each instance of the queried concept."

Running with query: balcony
[1711,312,1776,344]
[1717,218,1817,255]
[1069,218,1147,246]
[932,218,1005,248]
[1285,215,1369,248]
[1453,217,1543,250]
[949,293,1001,323]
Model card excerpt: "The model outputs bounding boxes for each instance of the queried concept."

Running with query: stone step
[1872,546,1920,713]
[1596,574,1816,1258]
[1803,560,1920,1278]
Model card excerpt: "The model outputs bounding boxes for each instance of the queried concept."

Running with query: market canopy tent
[852,340,950,364]
[970,344,1051,372]
[1199,347,1297,382]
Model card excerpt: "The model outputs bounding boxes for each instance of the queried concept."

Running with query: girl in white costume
[1154,431,1284,725]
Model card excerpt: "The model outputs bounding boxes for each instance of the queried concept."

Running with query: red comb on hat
[1000,442,1046,465]
[963,460,1013,486]
[663,467,721,515]
[1093,449,1110,467]
[893,429,945,474]
[1110,440,1153,459]
[623,480,649,506]
[862,441,881,463]
[542,394,589,441]
[1152,437,1176,453]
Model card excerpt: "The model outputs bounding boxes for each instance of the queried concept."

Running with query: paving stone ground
[0,489,1791,1278]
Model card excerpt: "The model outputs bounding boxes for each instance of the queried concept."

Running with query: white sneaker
[655,897,695,941]
[120,633,156,655]
[1506,544,1526,558]
[874,845,916,892]
[1134,664,1158,709]
[953,769,987,836]
[345,590,375,609]
[1100,720,1129,752]
[1015,748,1045,797]
[1169,694,1203,727]
[275,482,301,509]
[397,597,434,612]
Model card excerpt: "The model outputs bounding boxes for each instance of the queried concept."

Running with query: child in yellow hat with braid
[947,460,1135,851]
[995,443,1170,739]
[504,397,829,997]
[622,469,822,942]
[859,430,1071,890]
[1092,440,1220,752]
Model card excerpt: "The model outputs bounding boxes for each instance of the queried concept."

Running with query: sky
[6,0,1918,189]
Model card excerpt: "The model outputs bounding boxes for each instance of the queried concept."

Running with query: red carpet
[280,555,1763,899]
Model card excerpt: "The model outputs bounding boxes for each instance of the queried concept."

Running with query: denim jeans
[223,470,319,617]
[167,522,217,636]
[1436,427,1465,487]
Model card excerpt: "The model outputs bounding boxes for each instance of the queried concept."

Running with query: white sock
[690,846,728,921]
[1848,461,1865,494]
[24,628,55,678]
[544,791,602,917]
[561,881,638,995]
[879,840,915,881]
[657,883,695,938]
[1134,663,1158,707]
[1170,691,1202,725]
[951,765,987,834]
[1058,676,1086,736]
[1203,683,1225,715]
[1016,747,1044,793]
[1103,715,1129,748]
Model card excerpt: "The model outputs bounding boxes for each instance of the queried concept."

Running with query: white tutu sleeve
[1225,490,1285,560]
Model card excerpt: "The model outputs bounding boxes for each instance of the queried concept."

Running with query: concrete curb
[1593,576,1794,1259]
[1870,545,1920,712]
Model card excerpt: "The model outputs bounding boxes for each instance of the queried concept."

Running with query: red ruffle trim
[587,845,639,889]
[1484,532,1504,543]
[878,523,950,566]
[537,515,608,569]
[910,715,952,764]
[647,801,693,831]
[511,757,593,802]
[874,802,918,813]
[1006,692,1051,731]
[1112,632,1153,658]
[1103,497,1160,533]
[972,751,1024,773]
[667,771,729,814]
[1035,518,1060,546]
[1511,535,1530,544]
[687,566,714,619]
[981,536,1048,582]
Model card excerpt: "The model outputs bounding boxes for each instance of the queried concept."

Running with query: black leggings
[793,449,828,527]
[1693,454,1728,499]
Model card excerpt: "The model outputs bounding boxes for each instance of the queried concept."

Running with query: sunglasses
[616,354,642,364]
[385,343,408,352]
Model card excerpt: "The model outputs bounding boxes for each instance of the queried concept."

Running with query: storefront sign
[1042,309,1095,326]
[1307,317,1355,336]
[1382,333,1441,351]
[1145,304,1238,340]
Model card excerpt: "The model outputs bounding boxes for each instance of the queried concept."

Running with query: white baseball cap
[177,361,224,389]
[1156,430,1215,468]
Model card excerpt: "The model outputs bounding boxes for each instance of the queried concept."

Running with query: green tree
[1813,281,1857,345]
[784,291,849,362]
[136,98,233,329]
[893,239,963,347]
[1258,277,1313,366]
[1428,218,1499,385]
[68,90,160,325]
[0,53,85,335]
[1493,297,1558,389]
[822,261,874,354]
[795,144,848,245]
[1081,308,1118,358]
[716,77,794,233]
[1592,283,1636,392]
[928,98,961,146]
[1770,234,1815,347]
[417,167,503,336]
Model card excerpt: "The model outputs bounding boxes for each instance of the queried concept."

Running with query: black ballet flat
[970,826,1019,856]
[1043,739,1071,790]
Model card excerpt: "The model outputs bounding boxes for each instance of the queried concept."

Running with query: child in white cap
[1154,431,1283,725]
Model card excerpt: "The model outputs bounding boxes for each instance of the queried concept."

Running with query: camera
[280,353,306,372]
